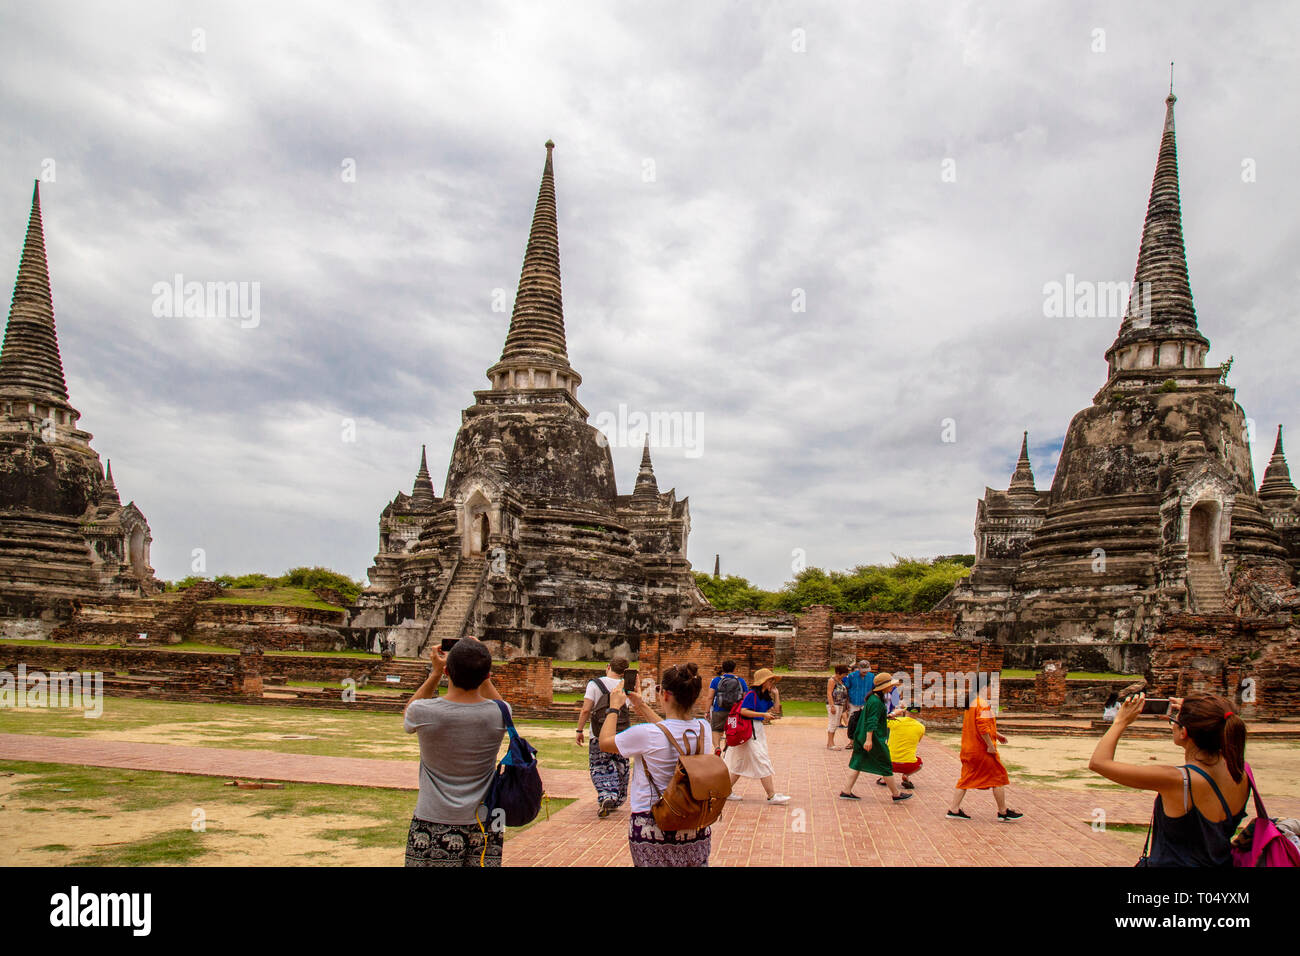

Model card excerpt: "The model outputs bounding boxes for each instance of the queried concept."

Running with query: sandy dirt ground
[927,731,1300,796]
[1,770,402,866]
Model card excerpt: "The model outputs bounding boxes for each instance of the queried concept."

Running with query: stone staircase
[422,554,486,654]
[1185,558,1227,612]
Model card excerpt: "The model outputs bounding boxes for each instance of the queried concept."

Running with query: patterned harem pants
[404,816,503,867]
[627,811,711,867]
[589,738,630,806]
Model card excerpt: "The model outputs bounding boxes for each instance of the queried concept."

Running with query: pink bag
[1232,765,1300,867]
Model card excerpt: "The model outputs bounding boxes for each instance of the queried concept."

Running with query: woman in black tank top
[1088,692,1250,867]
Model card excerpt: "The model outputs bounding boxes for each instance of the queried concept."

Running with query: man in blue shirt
[840,660,875,750]
[702,660,749,751]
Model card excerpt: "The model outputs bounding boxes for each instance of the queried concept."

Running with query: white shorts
[826,703,846,732]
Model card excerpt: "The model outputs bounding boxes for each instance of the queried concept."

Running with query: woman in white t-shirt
[598,662,713,867]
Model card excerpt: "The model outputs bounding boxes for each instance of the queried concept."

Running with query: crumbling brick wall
[490,656,553,709]
[638,630,774,715]
[1035,660,1068,711]
[1147,613,1298,718]
[792,606,958,672]
[793,605,832,670]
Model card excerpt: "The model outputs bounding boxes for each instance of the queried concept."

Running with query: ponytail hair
[1178,693,1246,782]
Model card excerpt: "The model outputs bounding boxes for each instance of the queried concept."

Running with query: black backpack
[589,678,630,738]
[846,707,862,740]
[714,674,744,711]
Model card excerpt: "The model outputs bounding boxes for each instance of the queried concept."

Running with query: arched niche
[461,488,494,556]
[1187,499,1222,563]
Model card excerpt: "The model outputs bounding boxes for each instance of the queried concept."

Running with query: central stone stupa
[351,142,701,658]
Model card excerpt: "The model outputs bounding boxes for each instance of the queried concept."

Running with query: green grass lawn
[206,588,344,613]
[550,660,607,669]
[0,759,571,865]
[775,700,830,718]
[0,696,592,770]
[284,680,408,695]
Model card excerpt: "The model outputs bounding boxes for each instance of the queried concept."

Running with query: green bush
[279,567,364,604]
[164,568,364,603]
[696,555,973,613]
[168,576,211,592]
[215,573,278,590]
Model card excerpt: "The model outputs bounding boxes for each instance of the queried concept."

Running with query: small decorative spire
[1008,431,1036,494]
[713,554,720,579]
[96,458,122,514]
[0,181,70,400]
[410,444,436,507]
[1259,425,1298,508]
[632,435,660,503]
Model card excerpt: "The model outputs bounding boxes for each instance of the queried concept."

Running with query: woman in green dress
[839,673,913,802]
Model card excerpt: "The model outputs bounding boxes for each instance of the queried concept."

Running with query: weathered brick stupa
[0,183,155,637]
[1258,425,1300,573]
[944,91,1294,670]
[350,143,701,659]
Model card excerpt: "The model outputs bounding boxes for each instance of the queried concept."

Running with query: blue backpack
[483,699,543,829]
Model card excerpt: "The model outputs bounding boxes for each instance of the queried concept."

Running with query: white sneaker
[727,793,743,801]
[767,793,791,805]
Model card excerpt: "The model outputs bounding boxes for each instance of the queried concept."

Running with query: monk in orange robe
[946,695,1022,822]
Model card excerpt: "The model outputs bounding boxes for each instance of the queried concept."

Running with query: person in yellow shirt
[876,706,926,790]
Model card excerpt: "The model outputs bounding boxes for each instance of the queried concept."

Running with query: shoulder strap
[655,721,689,759]
[1180,765,1190,812]
[1140,798,1155,860]
[1245,763,1269,820]
[1242,764,1263,816]
[493,699,517,741]
[1184,764,1233,819]
[642,722,686,801]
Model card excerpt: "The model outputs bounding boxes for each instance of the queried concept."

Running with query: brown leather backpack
[644,721,732,831]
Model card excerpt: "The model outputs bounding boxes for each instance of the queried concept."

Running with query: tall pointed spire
[1008,431,1037,494]
[1106,87,1208,370]
[713,554,720,579]
[500,141,568,362]
[1259,425,1298,508]
[0,181,69,401]
[410,444,436,508]
[632,435,660,504]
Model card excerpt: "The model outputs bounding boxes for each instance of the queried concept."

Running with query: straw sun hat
[872,672,900,692]
[751,668,781,686]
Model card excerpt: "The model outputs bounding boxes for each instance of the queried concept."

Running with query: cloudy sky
[2,1,1297,590]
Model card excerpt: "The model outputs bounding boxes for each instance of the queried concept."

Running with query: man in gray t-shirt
[402,638,510,867]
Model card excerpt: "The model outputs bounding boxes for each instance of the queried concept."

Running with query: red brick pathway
[4,727,1295,867]
[505,723,1300,867]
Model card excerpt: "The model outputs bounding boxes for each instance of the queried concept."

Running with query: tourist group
[400,638,1270,869]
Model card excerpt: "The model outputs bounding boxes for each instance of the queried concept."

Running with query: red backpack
[1232,765,1300,867]
[723,698,753,748]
